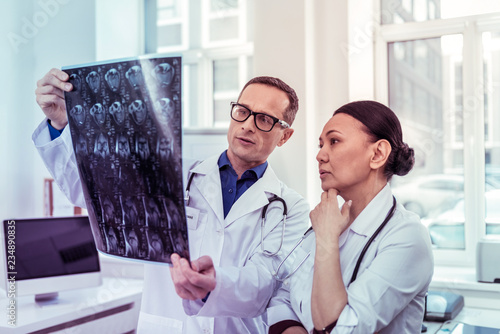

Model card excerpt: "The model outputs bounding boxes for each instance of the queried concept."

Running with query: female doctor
[267,101,434,333]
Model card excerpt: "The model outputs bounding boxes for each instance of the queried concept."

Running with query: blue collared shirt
[218,150,268,218]
[48,120,64,140]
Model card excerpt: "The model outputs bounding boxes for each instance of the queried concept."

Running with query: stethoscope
[273,196,397,284]
[184,172,288,257]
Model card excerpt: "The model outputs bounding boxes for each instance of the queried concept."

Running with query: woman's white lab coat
[32,120,310,334]
[267,185,434,333]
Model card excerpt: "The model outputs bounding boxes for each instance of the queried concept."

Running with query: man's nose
[241,114,257,131]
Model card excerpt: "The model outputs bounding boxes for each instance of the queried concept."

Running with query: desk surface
[0,277,143,333]
[424,307,500,333]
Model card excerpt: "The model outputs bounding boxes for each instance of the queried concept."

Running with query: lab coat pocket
[185,206,201,230]
[186,210,208,258]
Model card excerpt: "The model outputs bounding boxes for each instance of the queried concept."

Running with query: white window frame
[374,8,500,266]
[145,0,253,133]
[156,0,189,53]
[201,0,248,48]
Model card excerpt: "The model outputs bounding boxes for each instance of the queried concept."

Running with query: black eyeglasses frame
[230,102,290,132]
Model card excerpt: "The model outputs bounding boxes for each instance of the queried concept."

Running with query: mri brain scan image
[90,103,106,126]
[135,134,150,161]
[70,105,86,127]
[115,133,131,159]
[126,65,144,90]
[105,68,121,92]
[153,63,174,87]
[86,71,101,94]
[69,73,82,92]
[94,132,109,159]
[64,56,187,264]
[128,99,147,125]
[75,135,88,156]
[109,101,126,126]
[155,97,175,123]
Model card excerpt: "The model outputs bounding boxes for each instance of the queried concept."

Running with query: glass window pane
[483,31,500,236]
[214,100,231,127]
[209,17,239,42]
[157,24,182,47]
[213,58,238,92]
[183,64,199,127]
[381,0,500,24]
[158,0,181,20]
[388,35,466,249]
[213,58,239,126]
[210,0,239,12]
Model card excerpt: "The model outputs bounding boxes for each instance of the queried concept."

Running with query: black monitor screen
[3,216,100,280]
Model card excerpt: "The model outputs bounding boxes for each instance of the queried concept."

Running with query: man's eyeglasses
[230,102,290,132]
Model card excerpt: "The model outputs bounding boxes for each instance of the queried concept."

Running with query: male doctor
[33,69,310,333]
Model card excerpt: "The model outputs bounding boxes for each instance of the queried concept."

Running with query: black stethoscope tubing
[184,172,196,206]
[349,196,397,284]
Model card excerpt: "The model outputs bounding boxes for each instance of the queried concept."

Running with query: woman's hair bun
[391,143,414,176]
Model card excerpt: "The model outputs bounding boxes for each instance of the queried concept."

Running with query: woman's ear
[370,139,391,169]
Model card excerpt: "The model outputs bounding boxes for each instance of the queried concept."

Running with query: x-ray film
[63,55,189,264]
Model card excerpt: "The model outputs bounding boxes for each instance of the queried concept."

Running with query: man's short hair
[237,76,299,126]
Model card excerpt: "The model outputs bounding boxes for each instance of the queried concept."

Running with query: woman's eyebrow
[320,129,342,140]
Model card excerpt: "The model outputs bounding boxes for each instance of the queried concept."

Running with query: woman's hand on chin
[310,188,352,245]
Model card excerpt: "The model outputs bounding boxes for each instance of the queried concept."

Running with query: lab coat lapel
[224,165,281,228]
[190,156,225,227]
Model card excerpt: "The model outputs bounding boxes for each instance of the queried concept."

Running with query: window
[381,0,500,24]
[376,1,500,265]
[146,0,254,130]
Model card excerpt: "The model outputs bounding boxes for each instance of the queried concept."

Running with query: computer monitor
[1,216,102,302]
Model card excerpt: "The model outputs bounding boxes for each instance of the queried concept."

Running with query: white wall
[95,0,145,61]
[254,0,350,207]
[0,0,96,220]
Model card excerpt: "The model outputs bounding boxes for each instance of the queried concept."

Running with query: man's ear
[277,128,294,147]
[370,139,391,169]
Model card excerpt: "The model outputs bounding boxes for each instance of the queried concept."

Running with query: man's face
[226,83,294,170]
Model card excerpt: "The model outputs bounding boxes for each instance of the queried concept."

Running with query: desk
[424,307,500,333]
[0,278,142,334]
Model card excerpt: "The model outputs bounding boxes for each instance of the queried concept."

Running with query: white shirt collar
[342,183,394,240]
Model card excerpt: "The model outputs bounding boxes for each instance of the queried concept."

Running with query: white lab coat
[32,120,310,334]
[267,184,434,334]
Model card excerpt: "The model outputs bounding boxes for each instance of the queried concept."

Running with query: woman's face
[316,113,375,193]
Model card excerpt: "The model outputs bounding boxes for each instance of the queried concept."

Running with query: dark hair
[237,76,299,126]
[333,100,414,180]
